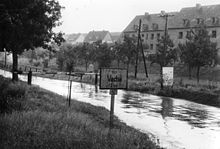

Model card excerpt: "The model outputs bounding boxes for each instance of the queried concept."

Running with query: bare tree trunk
[85,61,88,72]
[12,50,18,81]
[117,59,120,68]
[196,66,200,84]
[188,64,192,80]
[160,65,164,90]
[126,61,130,72]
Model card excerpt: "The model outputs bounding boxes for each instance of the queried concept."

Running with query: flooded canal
[1,70,220,149]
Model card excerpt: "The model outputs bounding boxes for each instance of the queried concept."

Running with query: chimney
[161,10,166,16]
[196,3,202,9]
[144,12,151,20]
[145,12,149,16]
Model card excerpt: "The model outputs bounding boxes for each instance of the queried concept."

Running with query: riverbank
[0,76,161,149]
[32,72,220,108]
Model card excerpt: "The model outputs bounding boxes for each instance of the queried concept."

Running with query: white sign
[162,67,174,86]
[100,68,128,89]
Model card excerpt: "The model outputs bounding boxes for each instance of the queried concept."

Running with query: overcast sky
[54,0,220,34]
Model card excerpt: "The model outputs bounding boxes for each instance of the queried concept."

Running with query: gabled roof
[169,4,220,28]
[110,32,121,42]
[64,33,80,43]
[123,4,220,33]
[84,30,110,43]
[75,33,87,43]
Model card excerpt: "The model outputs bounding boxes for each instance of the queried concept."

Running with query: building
[122,4,220,56]
[110,32,121,43]
[84,30,113,43]
[64,33,87,45]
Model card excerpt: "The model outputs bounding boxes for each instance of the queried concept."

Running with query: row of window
[178,30,217,39]
[130,30,217,40]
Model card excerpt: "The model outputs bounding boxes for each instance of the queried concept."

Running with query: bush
[0,76,27,113]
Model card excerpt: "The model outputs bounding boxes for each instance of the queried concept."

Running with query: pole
[4,48,6,67]
[28,70,32,85]
[109,89,117,129]
[160,12,174,89]
[161,15,168,90]
[134,19,141,78]
[68,80,72,107]
[140,35,148,78]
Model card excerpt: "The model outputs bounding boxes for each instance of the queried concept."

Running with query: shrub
[0,77,27,113]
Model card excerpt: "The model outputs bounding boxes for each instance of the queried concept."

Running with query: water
[1,70,220,149]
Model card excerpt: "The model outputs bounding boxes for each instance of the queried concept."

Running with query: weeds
[0,76,160,149]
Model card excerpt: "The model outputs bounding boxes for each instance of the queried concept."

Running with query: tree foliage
[112,36,137,70]
[92,40,113,68]
[178,25,218,82]
[56,43,78,72]
[148,34,178,89]
[0,0,64,80]
[149,35,178,68]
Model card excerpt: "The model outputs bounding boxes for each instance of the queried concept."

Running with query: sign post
[100,68,128,129]
[109,89,117,128]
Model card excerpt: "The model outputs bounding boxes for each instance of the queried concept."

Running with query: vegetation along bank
[0,76,161,149]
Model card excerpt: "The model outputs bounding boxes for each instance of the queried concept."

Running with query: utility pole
[159,11,174,89]
[134,19,148,78]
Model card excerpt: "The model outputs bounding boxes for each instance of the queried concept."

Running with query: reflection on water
[1,69,220,149]
[161,97,173,119]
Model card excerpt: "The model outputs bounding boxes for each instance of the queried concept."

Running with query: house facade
[122,4,220,56]
[84,30,113,43]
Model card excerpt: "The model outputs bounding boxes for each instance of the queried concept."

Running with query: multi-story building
[122,4,220,56]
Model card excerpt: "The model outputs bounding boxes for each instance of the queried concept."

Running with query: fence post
[28,70,32,85]
[95,73,98,85]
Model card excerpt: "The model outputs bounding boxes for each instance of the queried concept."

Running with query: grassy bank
[0,76,160,149]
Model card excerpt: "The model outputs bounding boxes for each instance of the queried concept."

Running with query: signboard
[162,67,174,86]
[100,68,128,89]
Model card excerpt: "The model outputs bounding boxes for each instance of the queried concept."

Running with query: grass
[0,77,161,149]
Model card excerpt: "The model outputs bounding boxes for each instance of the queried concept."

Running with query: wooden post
[68,80,72,107]
[28,70,32,85]
[109,89,117,129]
[95,73,98,85]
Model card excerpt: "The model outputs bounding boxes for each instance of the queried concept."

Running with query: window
[141,34,145,38]
[150,44,154,50]
[133,25,139,31]
[145,33,148,40]
[152,23,159,30]
[183,19,190,26]
[142,24,149,31]
[212,30,217,38]
[178,32,183,39]
[186,31,191,38]
[196,18,204,25]
[157,33,160,39]
[212,17,219,25]
[151,34,154,40]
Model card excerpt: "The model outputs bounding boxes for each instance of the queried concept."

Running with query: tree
[77,42,93,72]
[92,40,113,68]
[56,43,78,73]
[0,0,64,81]
[118,36,137,71]
[178,25,218,83]
[149,35,178,89]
